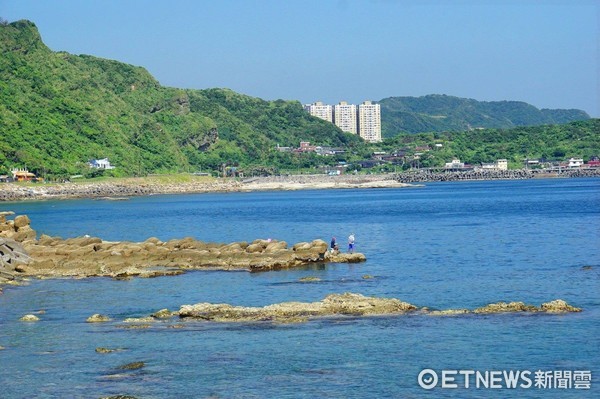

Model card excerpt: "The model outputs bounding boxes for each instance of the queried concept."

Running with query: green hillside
[378,94,590,137]
[0,20,360,178]
[377,119,600,169]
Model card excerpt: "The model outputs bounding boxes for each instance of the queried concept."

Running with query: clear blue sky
[2,0,599,116]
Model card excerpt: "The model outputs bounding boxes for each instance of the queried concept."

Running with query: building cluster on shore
[304,101,382,143]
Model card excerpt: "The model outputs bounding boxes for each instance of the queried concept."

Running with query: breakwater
[0,180,242,202]
[394,168,600,183]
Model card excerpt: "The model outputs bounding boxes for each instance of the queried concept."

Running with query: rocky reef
[104,293,581,325]
[0,212,366,284]
[178,293,418,323]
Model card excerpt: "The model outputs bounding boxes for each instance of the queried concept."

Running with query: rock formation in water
[0,213,366,284]
[109,293,581,325]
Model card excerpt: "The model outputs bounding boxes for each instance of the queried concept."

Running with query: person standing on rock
[330,237,337,253]
[348,233,355,253]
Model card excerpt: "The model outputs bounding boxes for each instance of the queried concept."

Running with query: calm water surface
[0,178,598,398]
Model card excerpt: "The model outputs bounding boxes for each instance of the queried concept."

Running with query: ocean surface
[0,178,598,398]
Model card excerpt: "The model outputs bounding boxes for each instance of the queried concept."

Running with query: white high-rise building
[333,101,357,134]
[358,101,381,142]
[303,101,333,123]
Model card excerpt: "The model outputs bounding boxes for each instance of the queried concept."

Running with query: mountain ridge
[378,94,590,137]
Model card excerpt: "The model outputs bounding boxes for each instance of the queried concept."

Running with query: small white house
[568,158,584,168]
[445,159,464,169]
[88,158,115,170]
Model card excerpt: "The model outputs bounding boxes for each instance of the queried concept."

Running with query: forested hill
[0,20,360,178]
[378,94,590,137]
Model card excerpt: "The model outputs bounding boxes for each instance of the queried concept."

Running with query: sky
[2,0,599,116]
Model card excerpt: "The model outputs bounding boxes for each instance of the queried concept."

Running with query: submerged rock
[96,347,119,354]
[117,361,145,370]
[427,309,470,316]
[99,396,139,399]
[19,314,40,322]
[299,276,321,282]
[151,308,175,319]
[473,301,538,314]
[86,314,111,323]
[123,317,155,323]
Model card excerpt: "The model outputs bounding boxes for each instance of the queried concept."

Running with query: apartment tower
[358,101,382,142]
[303,101,333,123]
[333,101,357,134]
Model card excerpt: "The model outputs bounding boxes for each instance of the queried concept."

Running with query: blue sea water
[0,178,598,398]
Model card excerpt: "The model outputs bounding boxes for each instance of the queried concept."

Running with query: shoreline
[1,170,599,202]
[0,174,416,202]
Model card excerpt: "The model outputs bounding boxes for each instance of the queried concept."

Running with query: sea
[0,178,598,398]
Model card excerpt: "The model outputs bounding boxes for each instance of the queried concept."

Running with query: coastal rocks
[0,213,366,280]
[299,276,321,282]
[0,178,241,202]
[87,314,111,323]
[0,214,37,243]
[151,308,175,319]
[427,309,470,316]
[540,299,582,313]
[1,238,31,283]
[96,347,120,354]
[166,295,583,324]
[466,299,581,315]
[19,314,40,322]
[117,361,145,370]
[117,362,146,370]
[325,251,367,263]
[177,293,419,323]
[473,301,538,314]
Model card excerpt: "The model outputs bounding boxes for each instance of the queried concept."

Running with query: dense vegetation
[0,20,597,179]
[0,20,360,179]
[378,94,590,137]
